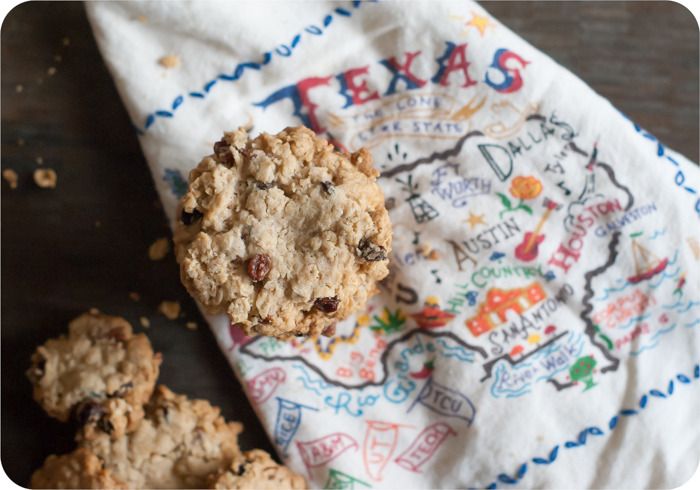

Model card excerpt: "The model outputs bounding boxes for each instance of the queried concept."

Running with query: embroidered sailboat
[627,233,668,284]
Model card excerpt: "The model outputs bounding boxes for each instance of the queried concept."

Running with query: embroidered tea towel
[86,1,700,488]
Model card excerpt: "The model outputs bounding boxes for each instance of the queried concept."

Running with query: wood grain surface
[1,1,697,486]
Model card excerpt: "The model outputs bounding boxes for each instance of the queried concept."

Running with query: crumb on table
[33,168,57,189]
[148,237,170,261]
[158,300,180,320]
[3,169,19,189]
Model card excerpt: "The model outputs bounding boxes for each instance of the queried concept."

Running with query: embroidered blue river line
[482,363,700,489]
[133,0,371,134]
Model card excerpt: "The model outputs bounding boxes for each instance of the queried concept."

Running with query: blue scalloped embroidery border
[480,363,700,489]
[134,0,371,134]
[620,112,700,218]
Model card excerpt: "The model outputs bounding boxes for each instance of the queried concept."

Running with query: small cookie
[210,449,306,489]
[81,385,242,489]
[26,311,161,440]
[31,448,127,489]
[174,126,391,338]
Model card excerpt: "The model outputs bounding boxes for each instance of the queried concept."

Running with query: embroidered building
[466,282,546,336]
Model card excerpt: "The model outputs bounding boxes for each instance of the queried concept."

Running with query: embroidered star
[466,11,494,37]
[465,212,486,229]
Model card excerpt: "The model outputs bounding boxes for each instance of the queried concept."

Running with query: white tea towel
[87,1,700,488]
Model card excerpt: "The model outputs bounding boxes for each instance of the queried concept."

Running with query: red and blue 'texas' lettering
[254,41,528,133]
[484,48,529,93]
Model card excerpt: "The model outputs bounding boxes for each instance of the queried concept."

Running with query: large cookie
[26,311,161,440]
[81,385,242,489]
[210,449,306,489]
[31,448,127,489]
[174,126,391,338]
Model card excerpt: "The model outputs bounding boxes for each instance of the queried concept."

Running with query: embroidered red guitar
[514,198,560,262]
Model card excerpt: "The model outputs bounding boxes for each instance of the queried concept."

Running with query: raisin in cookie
[174,126,391,338]
[81,385,242,489]
[210,449,306,489]
[31,448,127,489]
[27,311,161,440]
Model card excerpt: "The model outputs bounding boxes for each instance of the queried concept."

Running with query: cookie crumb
[15,84,23,93]
[136,14,148,23]
[416,243,440,260]
[62,37,70,46]
[148,237,170,261]
[35,156,44,165]
[33,168,57,189]
[47,67,57,77]
[89,307,100,315]
[2,169,18,189]
[158,55,180,69]
[185,321,197,331]
[158,301,180,320]
[416,242,431,256]
[139,316,150,328]
[128,292,141,302]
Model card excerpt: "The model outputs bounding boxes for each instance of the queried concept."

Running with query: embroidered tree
[569,355,597,391]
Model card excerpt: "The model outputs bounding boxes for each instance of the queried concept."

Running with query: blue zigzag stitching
[137,0,372,133]
[483,362,700,489]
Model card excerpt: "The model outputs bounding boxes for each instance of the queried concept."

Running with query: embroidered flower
[509,176,542,200]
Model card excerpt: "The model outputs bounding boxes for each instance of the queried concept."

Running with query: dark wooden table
[1,1,697,486]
